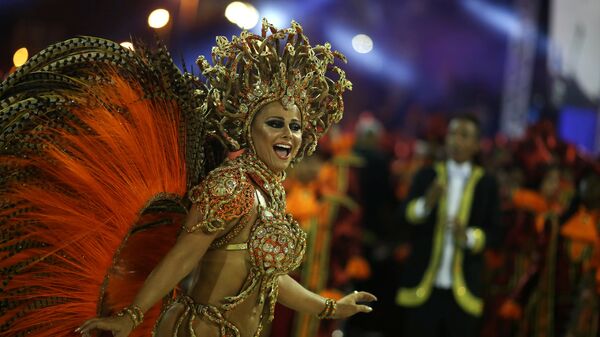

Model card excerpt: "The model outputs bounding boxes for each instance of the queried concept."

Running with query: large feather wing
[0,37,206,337]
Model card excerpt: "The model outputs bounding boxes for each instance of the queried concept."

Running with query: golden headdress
[197,19,352,161]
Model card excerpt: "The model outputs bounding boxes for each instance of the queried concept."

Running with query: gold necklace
[236,152,286,213]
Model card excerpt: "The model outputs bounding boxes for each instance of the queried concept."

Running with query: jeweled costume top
[163,152,307,337]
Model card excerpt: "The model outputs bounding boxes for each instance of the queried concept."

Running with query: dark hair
[450,113,481,138]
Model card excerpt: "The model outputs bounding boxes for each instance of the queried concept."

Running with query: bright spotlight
[148,8,170,29]
[327,25,414,85]
[225,2,259,29]
[238,3,259,29]
[225,2,246,24]
[352,34,373,54]
[120,42,135,51]
[13,47,28,67]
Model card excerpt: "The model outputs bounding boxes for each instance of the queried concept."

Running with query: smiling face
[250,101,302,173]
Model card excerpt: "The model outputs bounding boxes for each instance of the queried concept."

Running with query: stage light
[238,3,259,29]
[327,25,415,85]
[13,47,28,67]
[225,2,246,25]
[352,34,373,54]
[120,42,134,51]
[225,2,259,29]
[148,9,170,29]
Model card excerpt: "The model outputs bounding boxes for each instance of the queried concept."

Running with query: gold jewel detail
[116,304,144,329]
[317,298,337,319]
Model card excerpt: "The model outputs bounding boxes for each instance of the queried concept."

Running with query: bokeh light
[225,2,259,29]
[148,9,170,29]
[13,47,28,67]
[352,34,373,54]
[327,25,414,85]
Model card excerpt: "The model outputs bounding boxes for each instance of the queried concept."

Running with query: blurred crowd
[280,113,600,337]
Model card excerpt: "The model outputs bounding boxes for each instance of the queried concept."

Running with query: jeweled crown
[196,19,352,160]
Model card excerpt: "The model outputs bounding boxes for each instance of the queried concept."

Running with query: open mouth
[273,144,292,159]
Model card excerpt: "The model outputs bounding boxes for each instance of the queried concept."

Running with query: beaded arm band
[116,304,144,329]
[317,298,337,319]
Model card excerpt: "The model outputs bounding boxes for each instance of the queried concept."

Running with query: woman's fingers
[356,304,373,313]
[76,318,99,333]
[77,317,118,334]
[79,321,99,334]
[349,291,376,316]
[353,291,378,303]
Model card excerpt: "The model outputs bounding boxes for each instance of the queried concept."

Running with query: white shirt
[413,160,476,289]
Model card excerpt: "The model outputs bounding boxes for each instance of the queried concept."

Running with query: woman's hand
[76,315,133,337]
[334,290,377,319]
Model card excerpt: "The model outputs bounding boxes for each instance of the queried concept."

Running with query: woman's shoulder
[197,159,250,189]
[187,160,257,233]
[191,161,256,201]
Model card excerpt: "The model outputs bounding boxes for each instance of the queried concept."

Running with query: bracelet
[317,298,337,319]
[116,304,144,329]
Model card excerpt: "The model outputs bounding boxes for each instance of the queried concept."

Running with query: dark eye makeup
[266,119,285,128]
[265,118,301,132]
[289,122,301,132]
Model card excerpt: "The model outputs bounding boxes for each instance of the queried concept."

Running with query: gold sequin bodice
[249,208,305,275]
[162,152,306,337]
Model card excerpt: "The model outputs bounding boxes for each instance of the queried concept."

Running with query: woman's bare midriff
[154,248,267,337]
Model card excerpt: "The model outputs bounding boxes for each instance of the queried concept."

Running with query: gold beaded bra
[169,151,306,337]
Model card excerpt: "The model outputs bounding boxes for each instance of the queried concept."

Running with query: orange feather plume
[0,74,187,337]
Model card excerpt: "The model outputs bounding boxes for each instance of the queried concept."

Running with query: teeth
[273,144,291,157]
